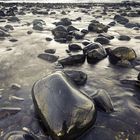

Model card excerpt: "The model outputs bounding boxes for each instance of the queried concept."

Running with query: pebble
[38,53,59,63]
[44,49,56,54]
[9,38,18,42]
[9,95,24,101]
[0,107,21,120]
[10,83,21,90]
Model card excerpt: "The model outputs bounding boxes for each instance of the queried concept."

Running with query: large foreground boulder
[32,71,96,140]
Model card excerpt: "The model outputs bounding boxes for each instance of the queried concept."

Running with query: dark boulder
[44,49,56,54]
[83,43,102,54]
[125,22,138,28]
[82,40,92,46]
[4,25,14,31]
[52,25,68,39]
[46,37,52,41]
[114,14,129,25]
[59,54,85,66]
[118,35,131,41]
[67,25,79,32]
[98,34,114,40]
[88,20,108,33]
[81,29,89,34]
[0,29,10,37]
[38,53,59,63]
[108,21,116,26]
[107,47,137,66]
[87,44,107,64]
[55,18,72,26]
[0,10,5,17]
[73,31,85,40]
[64,70,87,86]
[32,71,96,140]
[32,19,46,31]
[8,16,20,22]
[68,43,82,52]
[54,38,67,43]
[94,37,110,45]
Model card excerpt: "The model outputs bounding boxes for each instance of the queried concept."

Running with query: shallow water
[0,3,140,140]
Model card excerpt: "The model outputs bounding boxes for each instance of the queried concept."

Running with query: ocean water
[0,0,140,3]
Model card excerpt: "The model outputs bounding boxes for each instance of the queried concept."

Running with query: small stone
[94,37,110,45]
[87,49,107,64]
[46,37,52,41]
[74,32,85,40]
[27,31,33,35]
[82,40,92,46]
[60,18,72,26]
[81,29,89,34]
[64,70,87,86]
[75,17,81,21]
[11,83,21,90]
[83,42,102,54]
[67,25,79,32]
[4,25,14,30]
[9,95,24,101]
[44,49,56,54]
[58,54,85,66]
[8,16,20,22]
[32,19,46,31]
[88,20,108,33]
[61,11,66,15]
[118,35,131,41]
[0,107,21,120]
[98,34,114,40]
[9,38,18,42]
[108,21,116,26]
[38,53,59,63]
[6,48,12,51]
[68,43,82,52]
[54,38,67,43]
[114,14,129,25]
[52,25,68,39]
[134,36,140,40]
[0,29,10,37]
[54,62,64,69]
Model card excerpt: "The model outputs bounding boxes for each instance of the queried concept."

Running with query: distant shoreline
[0,1,139,4]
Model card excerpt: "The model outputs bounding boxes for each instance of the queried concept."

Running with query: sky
[0,0,140,3]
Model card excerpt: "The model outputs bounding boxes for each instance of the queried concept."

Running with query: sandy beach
[0,2,140,140]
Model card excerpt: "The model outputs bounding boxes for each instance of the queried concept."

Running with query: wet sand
[0,2,140,140]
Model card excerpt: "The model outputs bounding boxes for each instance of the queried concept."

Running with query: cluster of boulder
[51,18,109,43]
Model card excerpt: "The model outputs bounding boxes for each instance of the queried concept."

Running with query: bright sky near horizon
[0,0,139,2]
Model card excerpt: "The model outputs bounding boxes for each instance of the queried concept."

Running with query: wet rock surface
[0,2,140,140]
[59,54,85,66]
[38,53,59,63]
[63,70,87,85]
[32,71,96,140]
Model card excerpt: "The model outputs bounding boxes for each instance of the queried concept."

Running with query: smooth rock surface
[32,71,96,140]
